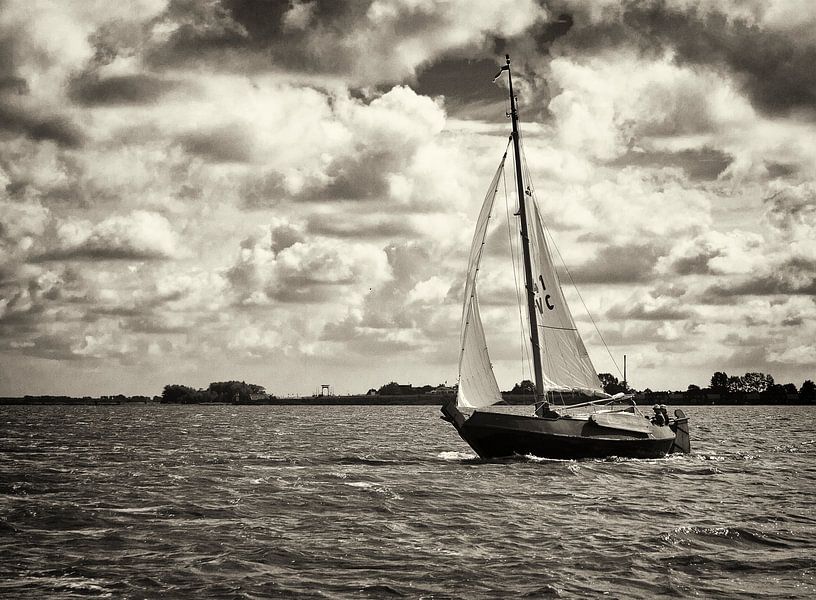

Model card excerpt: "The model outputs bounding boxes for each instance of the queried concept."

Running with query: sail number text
[534,275,555,313]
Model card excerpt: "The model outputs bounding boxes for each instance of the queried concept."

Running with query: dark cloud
[669,246,722,276]
[608,147,732,181]
[782,316,804,327]
[703,258,816,298]
[414,57,506,119]
[672,253,718,276]
[311,152,391,200]
[0,76,28,94]
[606,300,693,321]
[178,124,254,163]
[68,74,179,106]
[568,243,665,284]
[0,102,84,147]
[34,247,171,262]
[125,316,190,334]
[147,0,360,74]
[765,162,798,179]
[306,213,417,239]
[548,1,816,117]
[147,0,254,69]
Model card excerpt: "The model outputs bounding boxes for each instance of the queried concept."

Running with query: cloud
[764,183,816,240]
[1,0,815,396]
[226,221,391,305]
[568,242,665,284]
[0,102,85,147]
[306,212,417,239]
[68,73,180,106]
[606,296,694,321]
[662,230,764,276]
[704,258,816,298]
[146,0,547,85]
[178,123,255,163]
[607,146,732,181]
[37,211,181,261]
[548,0,816,118]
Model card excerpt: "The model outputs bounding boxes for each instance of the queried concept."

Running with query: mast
[505,55,544,399]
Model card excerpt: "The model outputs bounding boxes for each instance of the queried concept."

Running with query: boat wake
[437,451,478,462]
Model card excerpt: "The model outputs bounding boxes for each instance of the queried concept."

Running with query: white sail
[526,197,604,396]
[456,157,506,409]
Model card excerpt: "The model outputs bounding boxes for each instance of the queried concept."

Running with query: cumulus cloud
[1,0,815,395]
[547,0,816,118]
[764,183,816,240]
[38,211,181,261]
[569,242,664,284]
[662,230,764,276]
[226,220,391,305]
[68,73,180,106]
[145,0,547,85]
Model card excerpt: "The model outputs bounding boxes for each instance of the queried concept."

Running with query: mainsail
[526,197,604,396]
[456,151,604,409]
[456,156,506,409]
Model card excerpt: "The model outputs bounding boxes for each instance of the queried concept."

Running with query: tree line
[502,371,815,404]
[161,381,269,404]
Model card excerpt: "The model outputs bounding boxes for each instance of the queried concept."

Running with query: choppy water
[1,405,814,599]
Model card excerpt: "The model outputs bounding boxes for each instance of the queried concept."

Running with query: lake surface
[1,405,814,599]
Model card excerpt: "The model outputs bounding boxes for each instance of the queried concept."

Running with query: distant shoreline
[1,392,813,406]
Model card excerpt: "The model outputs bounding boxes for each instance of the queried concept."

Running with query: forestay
[526,197,604,396]
[456,156,506,409]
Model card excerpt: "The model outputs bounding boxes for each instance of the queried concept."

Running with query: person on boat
[652,404,666,426]
[659,404,671,424]
[535,401,560,419]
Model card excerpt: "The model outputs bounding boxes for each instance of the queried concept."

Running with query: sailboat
[441,56,691,460]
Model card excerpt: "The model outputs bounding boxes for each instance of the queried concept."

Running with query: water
[1,405,813,599]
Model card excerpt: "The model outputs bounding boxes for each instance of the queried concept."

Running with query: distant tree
[727,376,744,393]
[208,381,266,403]
[377,382,412,395]
[710,372,729,392]
[782,383,798,395]
[508,380,536,394]
[760,384,786,404]
[800,380,815,403]
[162,384,196,403]
[741,372,774,393]
[598,373,625,395]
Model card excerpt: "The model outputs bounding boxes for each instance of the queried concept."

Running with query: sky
[1,0,814,397]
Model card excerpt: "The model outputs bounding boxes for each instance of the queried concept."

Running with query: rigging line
[538,325,579,331]
[503,156,529,384]
[517,140,623,380]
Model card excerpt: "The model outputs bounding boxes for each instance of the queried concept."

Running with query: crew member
[652,404,666,426]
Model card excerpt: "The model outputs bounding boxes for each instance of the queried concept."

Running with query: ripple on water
[0,404,814,599]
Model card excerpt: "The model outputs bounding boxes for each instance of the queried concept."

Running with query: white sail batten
[456,157,506,409]
[526,198,604,396]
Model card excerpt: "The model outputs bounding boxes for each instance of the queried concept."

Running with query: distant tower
[623,355,627,391]
[320,384,332,397]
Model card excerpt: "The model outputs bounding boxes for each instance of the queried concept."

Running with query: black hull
[441,404,688,460]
